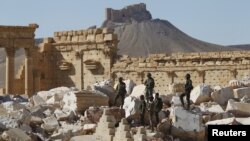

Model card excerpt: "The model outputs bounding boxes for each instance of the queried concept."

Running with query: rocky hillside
[228,44,250,50]
[102,3,239,57]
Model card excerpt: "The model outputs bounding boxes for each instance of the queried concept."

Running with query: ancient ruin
[0,3,250,141]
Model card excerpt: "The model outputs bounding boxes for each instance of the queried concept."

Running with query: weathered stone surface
[130,84,145,98]
[133,126,146,141]
[1,101,26,111]
[2,128,31,141]
[241,77,250,87]
[226,99,250,117]
[233,87,250,99]
[31,95,46,106]
[199,102,224,113]
[113,118,133,141]
[83,124,97,133]
[171,96,183,106]
[206,117,239,125]
[241,95,250,103]
[170,107,203,132]
[211,86,234,105]
[168,83,185,94]
[42,115,59,132]
[190,84,212,104]
[92,79,116,105]
[123,96,140,118]
[70,135,97,141]
[94,109,116,141]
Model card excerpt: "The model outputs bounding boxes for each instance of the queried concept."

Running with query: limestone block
[123,96,140,118]
[62,31,68,36]
[60,36,67,42]
[170,107,203,132]
[76,30,83,35]
[226,99,250,117]
[71,36,79,42]
[93,28,102,34]
[103,28,114,34]
[233,87,250,99]
[43,37,54,43]
[206,117,239,125]
[211,86,234,105]
[86,34,96,42]
[54,109,75,121]
[42,115,59,132]
[68,31,73,36]
[2,128,31,141]
[113,118,134,141]
[87,29,94,34]
[138,63,146,67]
[94,109,116,141]
[83,124,97,132]
[32,95,46,106]
[171,96,183,106]
[130,84,145,98]
[133,127,146,141]
[70,135,97,141]
[104,34,117,41]
[241,95,250,103]
[169,83,185,94]
[78,35,86,42]
[199,102,224,113]
[66,36,72,42]
[190,84,212,104]
[54,32,59,37]
[53,37,60,42]
[92,79,116,105]
[96,34,104,43]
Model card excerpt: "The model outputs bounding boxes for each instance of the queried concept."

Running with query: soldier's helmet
[147,73,152,77]
[185,73,191,79]
[119,77,123,81]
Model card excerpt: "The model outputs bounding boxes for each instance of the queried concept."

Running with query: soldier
[180,73,193,110]
[114,77,127,108]
[154,93,163,125]
[144,73,155,103]
[147,96,155,132]
[139,95,146,126]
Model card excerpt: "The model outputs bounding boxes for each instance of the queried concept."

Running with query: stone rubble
[0,82,249,141]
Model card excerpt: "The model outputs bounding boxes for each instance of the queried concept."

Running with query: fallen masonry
[0,84,249,140]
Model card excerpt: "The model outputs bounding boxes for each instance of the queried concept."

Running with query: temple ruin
[0,24,249,96]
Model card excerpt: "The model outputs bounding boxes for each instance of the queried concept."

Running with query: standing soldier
[114,77,127,109]
[147,96,155,132]
[154,93,163,125]
[180,73,193,110]
[144,73,155,103]
[139,95,146,126]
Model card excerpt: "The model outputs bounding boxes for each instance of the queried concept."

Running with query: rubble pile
[0,78,250,141]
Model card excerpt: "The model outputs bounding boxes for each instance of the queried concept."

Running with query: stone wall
[37,28,118,91]
[112,52,250,94]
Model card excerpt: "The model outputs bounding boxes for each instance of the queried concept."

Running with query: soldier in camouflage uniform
[144,73,155,103]
[114,77,127,108]
[180,73,193,110]
[154,93,163,125]
[139,95,146,126]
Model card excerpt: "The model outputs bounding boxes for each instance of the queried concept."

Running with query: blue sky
[0,0,249,45]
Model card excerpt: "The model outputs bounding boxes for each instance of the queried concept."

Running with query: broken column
[94,109,115,141]
[113,118,133,141]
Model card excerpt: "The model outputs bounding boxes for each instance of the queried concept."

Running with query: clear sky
[1,0,249,45]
